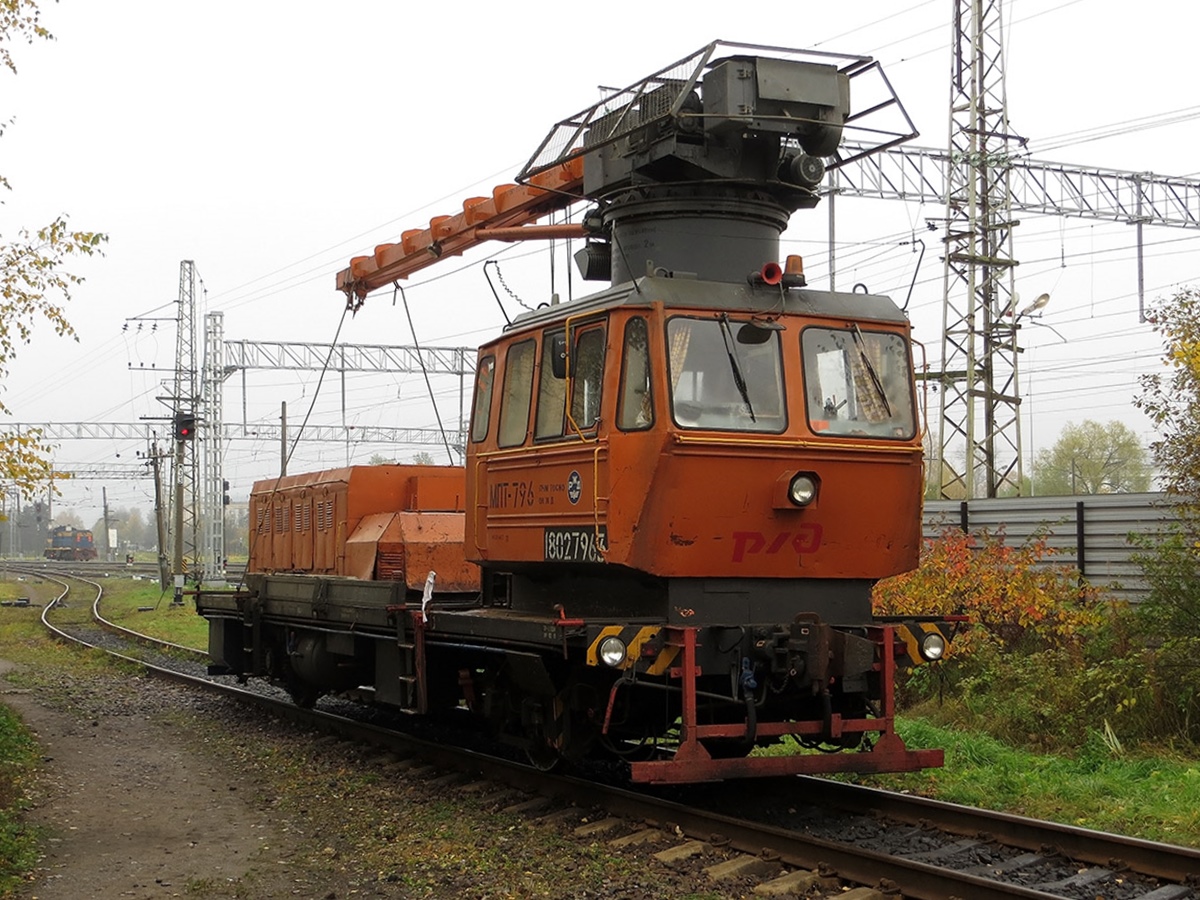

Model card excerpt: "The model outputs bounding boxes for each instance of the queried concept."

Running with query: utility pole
[149,441,169,590]
[102,486,111,562]
[280,401,287,477]
[173,430,185,602]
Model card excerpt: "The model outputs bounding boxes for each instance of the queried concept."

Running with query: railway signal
[173,412,196,441]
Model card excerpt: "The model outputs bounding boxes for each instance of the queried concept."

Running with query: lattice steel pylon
[936,0,1023,498]
[201,311,229,585]
[171,260,201,580]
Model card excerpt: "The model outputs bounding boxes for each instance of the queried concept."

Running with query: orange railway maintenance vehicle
[197,41,957,783]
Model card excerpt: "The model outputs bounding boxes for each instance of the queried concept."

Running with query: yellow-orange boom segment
[336,158,584,302]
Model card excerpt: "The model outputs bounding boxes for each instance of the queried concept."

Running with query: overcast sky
[3,0,1197,525]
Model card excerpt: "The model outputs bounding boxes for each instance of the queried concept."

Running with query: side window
[498,340,536,447]
[618,317,653,430]
[535,329,567,440]
[570,326,606,431]
[470,355,495,443]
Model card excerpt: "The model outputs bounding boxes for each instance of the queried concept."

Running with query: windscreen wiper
[851,324,892,417]
[719,313,756,422]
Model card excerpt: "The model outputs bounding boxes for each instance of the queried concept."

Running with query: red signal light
[174,413,196,441]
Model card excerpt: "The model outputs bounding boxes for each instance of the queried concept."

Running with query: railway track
[11,557,247,583]
[15,564,1200,900]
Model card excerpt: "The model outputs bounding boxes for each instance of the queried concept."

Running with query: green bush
[1131,525,1200,745]
[883,527,1200,757]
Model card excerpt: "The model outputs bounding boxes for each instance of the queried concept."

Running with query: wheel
[524,735,562,772]
[285,679,321,709]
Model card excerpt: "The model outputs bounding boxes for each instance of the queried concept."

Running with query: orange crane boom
[336,158,584,304]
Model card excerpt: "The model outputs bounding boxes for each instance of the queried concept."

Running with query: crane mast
[336,41,918,305]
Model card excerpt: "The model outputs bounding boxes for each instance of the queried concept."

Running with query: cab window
[666,315,785,433]
[498,340,536,447]
[618,316,653,430]
[569,325,606,432]
[535,329,567,440]
[470,355,495,442]
[801,327,915,438]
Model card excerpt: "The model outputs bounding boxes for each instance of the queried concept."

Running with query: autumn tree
[0,0,106,502]
[1032,419,1151,496]
[1136,286,1200,517]
[52,509,82,528]
[1132,286,1200,676]
[873,527,1099,653]
[90,506,152,550]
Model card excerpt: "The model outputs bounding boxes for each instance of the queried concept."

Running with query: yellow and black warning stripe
[586,625,680,676]
[895,621,954,665]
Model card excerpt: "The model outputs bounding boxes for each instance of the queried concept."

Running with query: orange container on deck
[247,465,476,593]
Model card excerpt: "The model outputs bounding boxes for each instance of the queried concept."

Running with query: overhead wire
[32,3,1200,514]
[205,161,525,309]
[1025,104,1200,157]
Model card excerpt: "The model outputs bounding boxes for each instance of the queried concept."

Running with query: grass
[95,576,209,650]
[854,717,1200,847]
[0,705,40,898]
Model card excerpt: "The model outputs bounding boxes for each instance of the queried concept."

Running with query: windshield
[802,327,915,439]
[666,316,785,433]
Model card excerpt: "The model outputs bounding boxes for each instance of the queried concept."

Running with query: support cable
[238,303,351,591]
[395,283,456,465]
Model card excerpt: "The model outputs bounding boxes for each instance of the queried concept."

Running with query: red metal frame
[627,624,943,784]
[413,611,429,714]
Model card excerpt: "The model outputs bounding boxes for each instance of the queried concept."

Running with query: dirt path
[1,659,277,900]
[0,654,757,900]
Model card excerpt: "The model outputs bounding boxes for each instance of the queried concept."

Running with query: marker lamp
[788,474,818,507]
[921,632,947,661]
[599,636,627,668]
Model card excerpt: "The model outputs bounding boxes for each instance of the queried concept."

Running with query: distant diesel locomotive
[44,525,98,562]
[197,42,956,783]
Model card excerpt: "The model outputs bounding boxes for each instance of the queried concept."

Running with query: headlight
[920,632,947,661]
[788,473,818,507]
[598,636,627,667]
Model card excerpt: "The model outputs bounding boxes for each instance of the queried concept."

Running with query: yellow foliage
[874,528,1100,652]
[0,429,55,501]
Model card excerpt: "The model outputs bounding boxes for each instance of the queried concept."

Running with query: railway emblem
[731,525,823,562]
[567,470,582,504]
